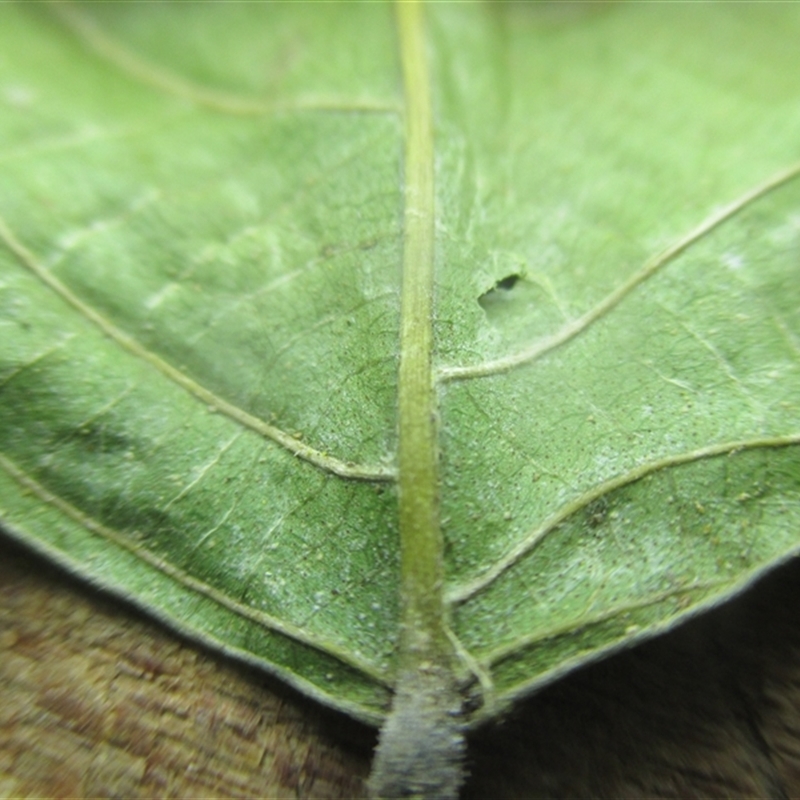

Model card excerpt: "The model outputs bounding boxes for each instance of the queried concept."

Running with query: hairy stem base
[368,667,466,800]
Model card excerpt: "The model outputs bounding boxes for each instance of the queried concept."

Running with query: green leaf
[2,2,800,795]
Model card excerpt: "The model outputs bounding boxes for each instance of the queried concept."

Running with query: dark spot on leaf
[65,423,131,455]
[586,497,609,528]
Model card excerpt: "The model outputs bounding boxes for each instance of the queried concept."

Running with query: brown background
[2,533,799,799]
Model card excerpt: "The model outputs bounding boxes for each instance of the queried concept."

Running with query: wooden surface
[2,532,800,799]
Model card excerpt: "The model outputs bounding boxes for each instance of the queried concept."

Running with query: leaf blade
[1,0,800,763]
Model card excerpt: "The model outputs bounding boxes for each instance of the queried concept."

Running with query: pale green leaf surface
[1,2,800,730]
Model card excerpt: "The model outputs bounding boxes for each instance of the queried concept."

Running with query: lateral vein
[440,159,800,383]
[483,578,730,670]
[0,451,391,685]
[447,434,800,604]
[0,217,393,482]
[51,1,399,116]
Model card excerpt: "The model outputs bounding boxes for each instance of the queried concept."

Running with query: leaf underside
[1,1,800,729]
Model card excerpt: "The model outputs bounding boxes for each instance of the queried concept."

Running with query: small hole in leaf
[478,274,521,309]
[494,274,520,291]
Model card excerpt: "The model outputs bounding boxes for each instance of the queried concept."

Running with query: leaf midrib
[395,0,452,668]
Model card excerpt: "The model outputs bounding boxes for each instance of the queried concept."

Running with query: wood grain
[0,536,373,799]
[2,532,800,799]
